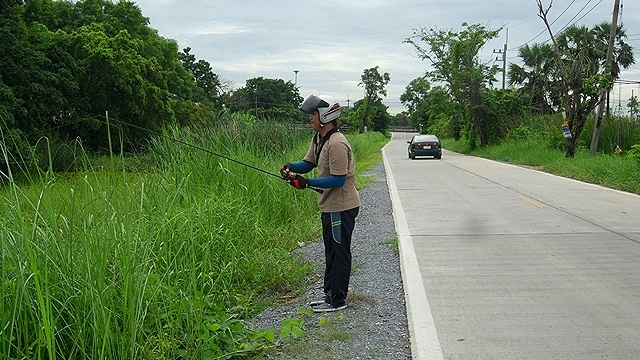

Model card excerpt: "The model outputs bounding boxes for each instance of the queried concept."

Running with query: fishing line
[94,115,323,193]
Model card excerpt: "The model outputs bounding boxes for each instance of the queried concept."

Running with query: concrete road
[383,133,640,360]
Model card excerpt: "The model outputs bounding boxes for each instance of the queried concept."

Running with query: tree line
[0,1,310,171]
[401,6,636,157]
[4,0,634,168]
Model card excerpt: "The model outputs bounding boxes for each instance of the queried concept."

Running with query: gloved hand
[280,163,291,179]
[288,174,309,190]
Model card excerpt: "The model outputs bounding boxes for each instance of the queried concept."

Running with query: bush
[506,124,535,142]
[628,144,640,161]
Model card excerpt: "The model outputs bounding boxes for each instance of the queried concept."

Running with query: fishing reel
[280,166,323,193]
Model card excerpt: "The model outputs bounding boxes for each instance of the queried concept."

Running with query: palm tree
[508,43,558,114]
[591,22,635,79]
[549,23,635,157]
[591,22,636,116]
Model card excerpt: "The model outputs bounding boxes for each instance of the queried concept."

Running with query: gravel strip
[250,162,412,359]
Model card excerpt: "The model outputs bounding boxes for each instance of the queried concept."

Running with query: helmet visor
[300,94,329,114]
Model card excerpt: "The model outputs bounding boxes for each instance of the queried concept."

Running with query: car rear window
[414,135,438,142]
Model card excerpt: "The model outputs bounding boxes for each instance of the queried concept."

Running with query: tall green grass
[347,131,390,189]
[2,113,360,359]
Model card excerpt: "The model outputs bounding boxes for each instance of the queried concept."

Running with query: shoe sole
[312,304,347,313]
[309,300,326,307]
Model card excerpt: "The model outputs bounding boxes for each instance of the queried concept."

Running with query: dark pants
[321,206,359,307]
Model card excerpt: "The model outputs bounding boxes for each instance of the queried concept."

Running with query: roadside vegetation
[1,111,388,359]
[442,113,640,195]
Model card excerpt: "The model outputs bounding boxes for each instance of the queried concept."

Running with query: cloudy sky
[133,0,640,115]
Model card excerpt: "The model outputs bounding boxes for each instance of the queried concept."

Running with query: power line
[514,0,579,49]
[513,0,604,51]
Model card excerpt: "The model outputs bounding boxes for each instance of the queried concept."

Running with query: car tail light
[415,142,440,147]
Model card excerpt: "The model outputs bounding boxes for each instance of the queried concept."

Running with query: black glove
[288,174,309,190]
[280,163,291,179]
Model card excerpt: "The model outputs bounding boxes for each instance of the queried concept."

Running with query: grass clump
[348,131,390,189]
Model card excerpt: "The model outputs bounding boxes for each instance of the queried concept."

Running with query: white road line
[383,138,444,360]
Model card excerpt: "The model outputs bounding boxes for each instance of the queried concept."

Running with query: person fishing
[280,94,360,312]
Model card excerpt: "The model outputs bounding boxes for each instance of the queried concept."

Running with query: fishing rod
[96,115,323,194]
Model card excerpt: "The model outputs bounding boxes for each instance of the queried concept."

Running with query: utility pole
[493,28,508,89]
[590,0,621,155]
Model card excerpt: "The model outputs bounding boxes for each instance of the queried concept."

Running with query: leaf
[291,327,305,339]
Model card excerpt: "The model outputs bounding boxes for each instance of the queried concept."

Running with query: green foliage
[358,66,391,131]
[348,98,392,133]
[508,43,558,114]
[279,317,305,340]
[229,77,302,122]
[173,99,217,127]
[445,125,640,195]
[0,0,212,155]
[506,124,536,142]
[400,77,431,131]
[425,113,453,138]
[179,47,223,109]
[627,144,640,161]
[481,88,532,144]
[405,23,502,146]
[347,131,389,174]
[198,308,276,359]
[1,113,387,359]
[342,102,365,131]
[400,77,430,114]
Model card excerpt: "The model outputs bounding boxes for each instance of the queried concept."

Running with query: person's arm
[288,160,315,174]
[309,174,346,188]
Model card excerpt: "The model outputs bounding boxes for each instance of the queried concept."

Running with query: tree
[369,100,393,133]
[591,22,635,80]
[400,77,431,131]
[348,98,391,133]
[393,112,410,128]
[423,86,460,138]
[358,66,390,131]
[508,43,558,114]
[400,77,431,114]
[179,47,223,109]
[536,1,633,157]
[229,77,302,122]
[405,23,502,146]
[0,0,79,140]
[0,0,206,154]
[483,88,531,141]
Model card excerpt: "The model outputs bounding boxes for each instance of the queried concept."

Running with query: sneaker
[311,302,347,313]
[309,293,330,307]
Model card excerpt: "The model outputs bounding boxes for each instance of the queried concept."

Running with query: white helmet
[300,94,341,124]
